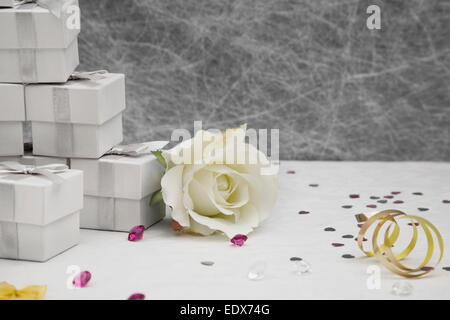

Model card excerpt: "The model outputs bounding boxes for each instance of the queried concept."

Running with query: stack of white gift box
[0,1,166,262]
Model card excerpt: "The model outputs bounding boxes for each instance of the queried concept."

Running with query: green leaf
[152,150,167,169]
[150,189,163,206]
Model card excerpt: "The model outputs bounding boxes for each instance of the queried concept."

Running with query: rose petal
[161,165,190,227]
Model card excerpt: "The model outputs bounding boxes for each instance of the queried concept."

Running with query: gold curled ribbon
[356,209,444,278]
[0,282,46,300]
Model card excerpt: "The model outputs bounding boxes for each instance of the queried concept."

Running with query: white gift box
[0,1,80,83]
[0,166,82,261]
[26,73,126,158]
[0,0,14,8]
[0,211,80,262]
[26,73,126,124]
[0,0,80,49]
[71,148,166,231]
[0,38,79,83]
[31,113,123,158]
[0,168,83,225]
[0,83,25,156]
[81,196,165,232]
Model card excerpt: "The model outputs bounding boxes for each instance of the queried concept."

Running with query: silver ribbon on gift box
[93,141,168,198]
[0,161,68,259]
[6,0,75,82]
[12,0,70,17]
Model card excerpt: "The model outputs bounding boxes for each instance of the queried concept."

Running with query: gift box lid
[25,73,126,125]
[0,83,25,121]
[0,0,80,49]
[71,145,166,200]
[0,167,83,225]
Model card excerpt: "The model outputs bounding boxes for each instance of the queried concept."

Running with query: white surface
[0,161,449,300]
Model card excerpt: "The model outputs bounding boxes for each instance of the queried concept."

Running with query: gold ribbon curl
[356,209,444,278]
[0,282,46,300]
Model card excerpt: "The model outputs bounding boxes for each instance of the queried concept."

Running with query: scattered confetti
[298,211,310,215]
[377,199,388,204]
[290,257,302,261]
[408,222,419,226]
[128,293,145,300]
[357,223,364,228]
[349,194,360,199]
[355,237,368,242]
[370,196,380,200]
[342,254,355,259]
[393,200,404,204]
[72,271,91,288]
[128,225,145,242]
[324,227,336,232]
[332,243,344,247]
[342,234,354,239]
[443,200,450,204]
[391,192,401,195]
[231,234,248,247]
[384,195,394,199]
[418,208,429,212]
[341,205,353,209]
[442,267,450,271]
[412,192,423,196]
[309,184,319,187]
[286,170,296,174]
[366,204,377,208]
[201,261,215,266]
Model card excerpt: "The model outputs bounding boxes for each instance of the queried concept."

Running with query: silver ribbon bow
[68,70,109,81]
[14,0,71,18]
[105,141,169,157]
[0,161,68,184]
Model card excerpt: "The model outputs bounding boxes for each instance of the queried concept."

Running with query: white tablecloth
[1,161,449,300]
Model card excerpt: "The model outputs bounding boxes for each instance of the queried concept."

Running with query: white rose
[160,125,278,238]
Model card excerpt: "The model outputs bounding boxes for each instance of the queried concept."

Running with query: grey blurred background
[77,0,450,161]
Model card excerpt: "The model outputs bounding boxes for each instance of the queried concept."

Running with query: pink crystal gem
[231,234,248,247]
[128,225,145,242]
[73,271,91,288]
[127,293,145,300]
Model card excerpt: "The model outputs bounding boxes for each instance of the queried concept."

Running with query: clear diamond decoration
[247,261,267,281]
[391,281,413,296]
[292,259,311,275]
